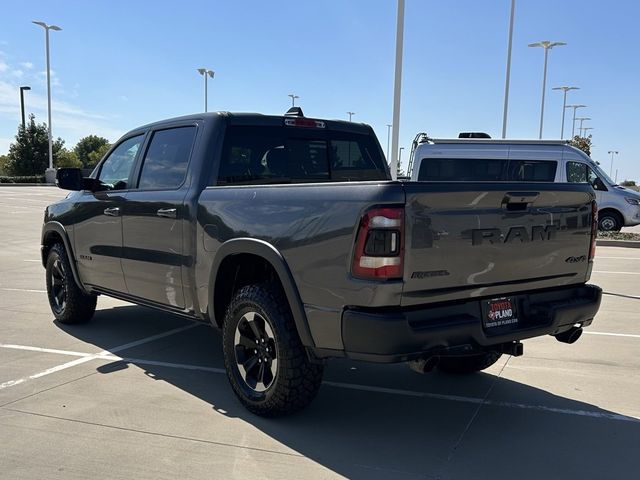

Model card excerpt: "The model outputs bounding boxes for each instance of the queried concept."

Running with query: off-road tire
[45,243,97,324]
[222,283,324,416]
[437,351,502,374]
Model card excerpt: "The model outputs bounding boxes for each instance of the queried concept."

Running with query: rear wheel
[222,283,323,416]
[598,211,622,232]
[45,243,97,324]
[437,351,502,374]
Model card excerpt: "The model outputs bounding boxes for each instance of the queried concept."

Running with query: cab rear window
[216,126,388,185]
[418,158,557,182]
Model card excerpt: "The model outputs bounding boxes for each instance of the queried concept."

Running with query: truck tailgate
[402,182,595,307]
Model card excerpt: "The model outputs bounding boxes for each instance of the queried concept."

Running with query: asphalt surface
[1,186,638,480]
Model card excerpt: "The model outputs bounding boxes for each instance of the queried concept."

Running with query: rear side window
[137,126,196,189]
[216,126,387,185]
[418,158,557,182]
[506,160,557,181]
[418,158,506,181]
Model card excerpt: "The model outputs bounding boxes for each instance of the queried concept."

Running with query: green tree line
[0,115,110,176]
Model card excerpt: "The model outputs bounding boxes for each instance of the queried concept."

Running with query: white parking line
[0,324,197,391]
[0,342,637,423]
[584,331,640,339]
[0,288,46,293]
[593,271,640,275]
[597,256,640,260]
[0,344,94,357]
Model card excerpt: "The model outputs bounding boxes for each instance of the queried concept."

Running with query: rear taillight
[352,207,404,280]
[589,200,598,261]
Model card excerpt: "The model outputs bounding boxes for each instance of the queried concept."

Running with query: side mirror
[56,168,84,191]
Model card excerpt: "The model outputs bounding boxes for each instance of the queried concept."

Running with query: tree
[569,135,592,157]
[74,135,110,168]
[56,149,82,168]
[620,180,636,187]
[0,154,9,175]
[86,142,111,168]
[5,115,65,175]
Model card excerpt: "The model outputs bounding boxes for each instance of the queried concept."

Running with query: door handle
[157,208,177,219]
[103,207,120,217]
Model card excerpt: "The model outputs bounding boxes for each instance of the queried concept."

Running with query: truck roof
[133,111,373,135]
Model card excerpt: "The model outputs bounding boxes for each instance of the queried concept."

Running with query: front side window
[137,127,196,189]
[98,135,144,190]
[566,161,588,183]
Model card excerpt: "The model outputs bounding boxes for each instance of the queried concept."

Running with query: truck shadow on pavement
[57,305,640,480]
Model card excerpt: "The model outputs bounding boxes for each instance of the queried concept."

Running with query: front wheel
[598,211,622,232]
[45,243,97,324]
[222,283,323,416]
[437,351,502,374]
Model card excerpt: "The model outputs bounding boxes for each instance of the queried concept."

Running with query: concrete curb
[596,239,640,248]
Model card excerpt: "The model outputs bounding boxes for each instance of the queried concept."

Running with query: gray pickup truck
[43,109,602,416]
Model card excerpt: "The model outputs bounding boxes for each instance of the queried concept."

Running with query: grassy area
[598,231,640,241]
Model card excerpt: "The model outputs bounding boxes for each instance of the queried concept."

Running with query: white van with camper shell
[408,136,640,231]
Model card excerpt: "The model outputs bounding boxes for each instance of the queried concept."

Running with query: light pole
[19,86,31,129]
[288,94,299,107]
[386,124,392,161]
[552,86,579,139]
[390,0,405,180]
[197,68,214,112]
[576,117,591,137]
[565,104,586,138]
[501,0,516,138]
[347,111,355,122]
[528,41,566,139]
[582,127,594,137]
[608,150,619,177]
[32,21,61,182]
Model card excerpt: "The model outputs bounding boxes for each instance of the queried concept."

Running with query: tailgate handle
[502,192,539,211]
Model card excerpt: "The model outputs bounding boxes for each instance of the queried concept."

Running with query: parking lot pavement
[1,186,639,479]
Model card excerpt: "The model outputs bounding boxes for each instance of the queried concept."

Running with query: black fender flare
[208,238,315,348]
[41,221,90,295]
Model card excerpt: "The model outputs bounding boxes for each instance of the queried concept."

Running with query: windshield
[591,162,616,186]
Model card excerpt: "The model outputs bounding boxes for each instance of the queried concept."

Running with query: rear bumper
[339,284,601,363]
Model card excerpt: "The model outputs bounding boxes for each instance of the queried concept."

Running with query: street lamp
[575,117,591,137]
[608,150,619,177]
[197,68,214,112]
[552,86,579,139]
[390,0,405,180]
[528,40,566,139]
[565,104,586,138]
[582,126,594,137]
[501,0,516,138]
[288,94,299,107]
[347,111,355,122]
[32,21,61,182]
[386,124,392,161]
[19,86,31,129]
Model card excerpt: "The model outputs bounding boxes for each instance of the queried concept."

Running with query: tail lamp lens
[352,207,404,280]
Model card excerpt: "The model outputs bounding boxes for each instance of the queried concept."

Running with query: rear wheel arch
[208,238,315,348]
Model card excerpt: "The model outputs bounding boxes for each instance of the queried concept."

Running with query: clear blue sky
[1,0,639,180]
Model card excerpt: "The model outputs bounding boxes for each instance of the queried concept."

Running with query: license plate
[482,297,519,329]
